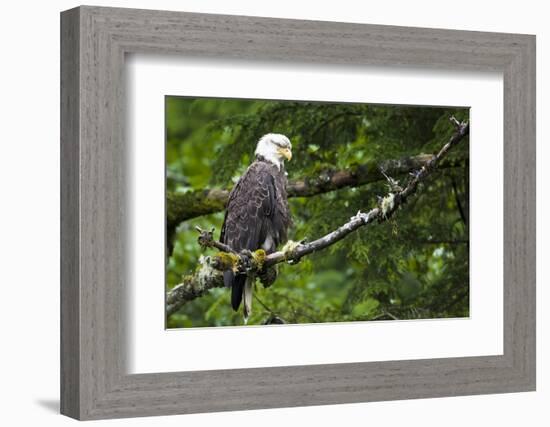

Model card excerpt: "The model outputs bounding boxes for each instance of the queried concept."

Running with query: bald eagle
[220,133,293,320]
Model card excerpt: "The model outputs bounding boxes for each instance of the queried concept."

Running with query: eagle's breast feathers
[220,157,291,254]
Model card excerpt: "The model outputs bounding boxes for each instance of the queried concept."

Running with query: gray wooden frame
[60,5,536,420]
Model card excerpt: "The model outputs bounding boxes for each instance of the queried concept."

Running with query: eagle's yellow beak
[279,147,292,161]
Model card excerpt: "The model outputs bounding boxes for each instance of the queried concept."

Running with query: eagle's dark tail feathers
[227,273,245,311]
[223,270,234,289]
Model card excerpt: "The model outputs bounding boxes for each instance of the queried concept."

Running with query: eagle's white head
[254,133,292,169]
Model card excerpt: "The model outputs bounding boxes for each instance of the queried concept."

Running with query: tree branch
[167,153,466,228]
[166,118,469,317]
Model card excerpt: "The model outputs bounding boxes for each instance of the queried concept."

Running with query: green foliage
[166,97,470,327]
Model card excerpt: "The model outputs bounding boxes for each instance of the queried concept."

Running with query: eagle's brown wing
[220,161,279,253]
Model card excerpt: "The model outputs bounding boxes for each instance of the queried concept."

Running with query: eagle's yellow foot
[251,249,267,270]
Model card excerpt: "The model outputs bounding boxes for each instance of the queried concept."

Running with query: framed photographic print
[164,98,470,329]
[61,5,536,420]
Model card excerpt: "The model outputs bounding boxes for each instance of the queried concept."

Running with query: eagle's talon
[238,249,255,271]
